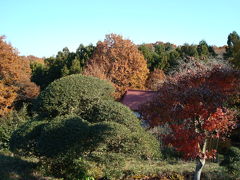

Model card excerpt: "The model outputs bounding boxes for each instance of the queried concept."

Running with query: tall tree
[138,43,179,73]
[0,36,39,115]
[85,34,149,98]
[138,44,158,71]
[140,62,240,180]
[225,31,240,59]
[230,40,240,68]
[197,40,209,59]
[31,44,95,89]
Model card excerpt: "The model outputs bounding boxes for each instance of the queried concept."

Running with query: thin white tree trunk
[194,157,206,180]
[194,139,207,180]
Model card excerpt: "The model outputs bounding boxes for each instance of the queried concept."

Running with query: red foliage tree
[140,62,240,180]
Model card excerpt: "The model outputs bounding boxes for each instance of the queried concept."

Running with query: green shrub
[0,106,30,150]
[82,100,142,131]
[11,114,160,159]
[11,114,161,179]
[10,74,161,179]
[34,74,115,117]
[221,146,240,177]
[10,119,47,156]
[37,116,90,157]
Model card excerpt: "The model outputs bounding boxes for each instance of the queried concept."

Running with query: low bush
[220,146,240,177]
[0,106,30,150]
[11,114,160,179]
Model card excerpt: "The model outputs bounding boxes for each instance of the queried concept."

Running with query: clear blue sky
[1,0,240,57]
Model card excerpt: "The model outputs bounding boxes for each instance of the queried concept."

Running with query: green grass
[120,158,232,180]
[0,150,232,180]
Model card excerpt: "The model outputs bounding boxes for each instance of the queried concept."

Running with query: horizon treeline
[1,31,240,115]
[30,32,238,89]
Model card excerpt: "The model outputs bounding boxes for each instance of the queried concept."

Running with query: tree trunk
[194,139,207,180]
[194,157,205,180]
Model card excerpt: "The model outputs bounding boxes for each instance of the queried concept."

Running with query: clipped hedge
[82,100,142,131]
[11,114,160,159]
[10,119,47,156]
[11,114,161,179]
[34,74,115,117]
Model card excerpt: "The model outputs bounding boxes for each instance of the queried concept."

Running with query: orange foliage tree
[85,34,149,99]
[0,82,17,116]
[146,69,166,90]
[0,36,39,116]
[140,62,240,180]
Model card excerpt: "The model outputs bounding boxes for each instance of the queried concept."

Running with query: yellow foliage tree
[85,34,149,98]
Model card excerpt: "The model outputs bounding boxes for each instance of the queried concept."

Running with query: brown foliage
[146,69,166,90]
[0,36,39,115]
[21,55,44,65]
[83,62,109,81]
[85,34,149,99]
[0,81,17,116]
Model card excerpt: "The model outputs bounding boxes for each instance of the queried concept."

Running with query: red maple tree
[140,62,240,180]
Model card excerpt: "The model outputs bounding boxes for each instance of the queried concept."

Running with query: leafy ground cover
[0,149,232,180]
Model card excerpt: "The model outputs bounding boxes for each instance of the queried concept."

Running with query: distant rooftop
[121,89,156,111]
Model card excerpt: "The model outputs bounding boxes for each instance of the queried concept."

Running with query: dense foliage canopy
[31,44,95,89]
[0,36,39,116]
[140,61,240,179]
[85,34,149,98]
[34,74,115,117]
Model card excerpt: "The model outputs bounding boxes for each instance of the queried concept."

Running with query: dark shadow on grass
[0,153,38,180]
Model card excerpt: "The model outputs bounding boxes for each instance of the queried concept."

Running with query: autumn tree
[146,69,166,90]
[85,34,149,98]
[140,61,240,180]
[0,82,17,116]
[0,36,39,115]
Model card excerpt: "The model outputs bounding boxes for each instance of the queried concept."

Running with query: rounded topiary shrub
[11,114,160,160]
[82,100,142,131]
[10,115,161,179]
[37,115,90,157]
[11,74,161,179]
[10,119,47,156]
[34,74,115,117]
